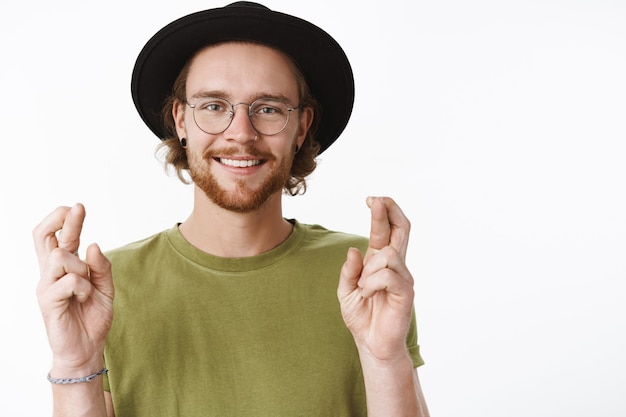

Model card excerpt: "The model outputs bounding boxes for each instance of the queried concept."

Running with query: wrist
[358,349,413,371]
[48,368,108,384]
[355,343,413,369]
[356,346,421,417]
[50,356,105,380]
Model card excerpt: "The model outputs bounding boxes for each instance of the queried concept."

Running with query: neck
[178,186,293,258]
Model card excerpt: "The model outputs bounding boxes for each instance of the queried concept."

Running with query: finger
[366,196,391,253]
[39,247,91,290]
[56,203,86,254]
[358,268,415,301]
[33,206,73,263]
[85,243,114,299]
[337,247,364,300]
[376,196,411,260]
[360,246,413,287]
[42,273,95,308]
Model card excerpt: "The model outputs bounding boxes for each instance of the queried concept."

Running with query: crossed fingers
[39,248,93,304]
[33,204,85,263]
[358,246,414,299]
[33,204,90,298]
[352,197,413,298]
[366,196,410,262]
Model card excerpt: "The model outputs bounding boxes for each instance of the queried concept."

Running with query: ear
[296,106,314,149]
[172,99,187,139]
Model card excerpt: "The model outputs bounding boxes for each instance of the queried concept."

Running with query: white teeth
[219,158,261,167]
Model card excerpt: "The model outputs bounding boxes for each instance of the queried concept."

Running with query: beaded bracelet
[47,367,108,384]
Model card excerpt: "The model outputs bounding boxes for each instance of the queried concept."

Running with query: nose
[224,103,257,143]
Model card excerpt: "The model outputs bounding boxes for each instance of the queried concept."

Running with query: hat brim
[131,2,354,155]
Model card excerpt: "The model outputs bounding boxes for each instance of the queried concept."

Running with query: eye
[197,98,229,113]
[259,106,278,114]
[206,103,222,111]
[253,100,286,116]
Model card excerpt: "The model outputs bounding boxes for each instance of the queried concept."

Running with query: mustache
[202,145,276,161]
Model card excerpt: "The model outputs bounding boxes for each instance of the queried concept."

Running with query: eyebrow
[189,90,295,104]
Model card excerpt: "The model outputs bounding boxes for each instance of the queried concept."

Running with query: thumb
[337,247,364,300]
[85,243,114,298]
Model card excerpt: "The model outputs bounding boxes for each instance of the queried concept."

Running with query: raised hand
[33,204,114,376]
[337,197,415,361]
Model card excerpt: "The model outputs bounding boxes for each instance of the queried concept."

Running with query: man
[33,2,429,416]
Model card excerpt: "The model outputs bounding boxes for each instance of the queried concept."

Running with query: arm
[105,391,116,417]
[338,197,430,417]
[33,204,115,417]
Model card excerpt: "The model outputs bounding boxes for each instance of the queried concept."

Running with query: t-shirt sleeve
[407,306,425,368]
[103,355,111,392]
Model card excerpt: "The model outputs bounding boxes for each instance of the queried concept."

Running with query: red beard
[188,145,293,213]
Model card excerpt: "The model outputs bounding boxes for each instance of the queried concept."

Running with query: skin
[174,43,312,257]
[33,204,113,417]
[33,42,429,417]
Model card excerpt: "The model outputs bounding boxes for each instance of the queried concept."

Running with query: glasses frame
[186,97,302,136]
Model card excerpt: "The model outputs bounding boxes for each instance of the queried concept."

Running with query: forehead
[185,42,301,101]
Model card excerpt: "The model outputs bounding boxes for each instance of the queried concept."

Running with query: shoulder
[104,227,174,269]
[297,221,369,254]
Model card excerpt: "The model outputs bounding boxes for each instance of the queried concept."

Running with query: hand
[338,197,415,362]
[33,204,114,375]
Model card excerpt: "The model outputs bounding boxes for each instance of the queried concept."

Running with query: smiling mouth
[217,157,264,168]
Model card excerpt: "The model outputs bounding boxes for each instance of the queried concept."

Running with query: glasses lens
[192,98,233,134]
[250,99,290,135]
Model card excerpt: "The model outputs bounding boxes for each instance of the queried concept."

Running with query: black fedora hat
[131,1,354,155]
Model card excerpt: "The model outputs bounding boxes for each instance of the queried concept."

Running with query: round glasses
[186,97,302,136]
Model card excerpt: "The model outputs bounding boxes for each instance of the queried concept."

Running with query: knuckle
[48,247,67,263]
[381,245,398,259]
[58,235,79,246]
[69,272,84,285]
[379,268,394,283]
[60,272,84,289]
[32,222,51,242]
[32,224,42,239]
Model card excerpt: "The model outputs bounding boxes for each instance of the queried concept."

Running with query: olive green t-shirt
[103,221,423,416]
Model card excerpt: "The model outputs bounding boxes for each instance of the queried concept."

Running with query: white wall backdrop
[1,0,624,416]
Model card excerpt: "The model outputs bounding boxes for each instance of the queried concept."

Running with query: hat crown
[131,2,354,154]
[225,1,269,10]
